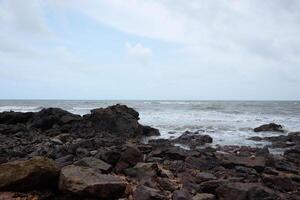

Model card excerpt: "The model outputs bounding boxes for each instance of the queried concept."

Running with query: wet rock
[115,145,143,172]
[254,123,284,132]
[0,156,59,191]
[59,165,127,199]
[216,182,275,200]
[133,185,166,200]
[172,188,192,200]
[192,193,216,200]
[74,157,112,173]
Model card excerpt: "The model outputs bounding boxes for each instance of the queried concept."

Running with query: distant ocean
[1,100,300,148]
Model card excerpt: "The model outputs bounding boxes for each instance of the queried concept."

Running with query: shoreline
[0,104,299,199]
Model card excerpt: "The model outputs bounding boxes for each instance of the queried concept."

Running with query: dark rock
[76,147,91,158]
[157,177,178,192]
[194,172,217,183]
[0,156,59,191]
[59,165,127,199]
[254,123,284,132]
[124,162,159,180]
[173,132,213,149]
[115,145,143,172]
[95,148,121,166]
[0,111,33,125]
[142,125,160,136]
[216,182,276,200]
[263,174,296,192]
[284,146,300,163]
[74,157,112,173]
[220,155,266,172]
[133,185,166,200]
[151,147,189,161]
[172,188,192,200]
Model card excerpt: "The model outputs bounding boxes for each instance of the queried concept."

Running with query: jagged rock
[59,165,127,199]
[174,132,213,149]
[194,172,217,183]
[157,177,178,192]
[142,125,160,136]
[74,157,112,173]
[0,111,34,125]
[0,156,59,191]
[172,188,192,200]
[151,147,189,161]
[192,193,216,200]
[254,123,284,132]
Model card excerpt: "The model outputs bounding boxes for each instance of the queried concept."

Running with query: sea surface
[1,100,300,148]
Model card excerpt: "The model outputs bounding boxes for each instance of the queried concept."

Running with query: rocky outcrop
[59,165,127,199]
[254,123,284,132]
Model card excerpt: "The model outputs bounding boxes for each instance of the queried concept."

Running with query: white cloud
[125,42,152,62]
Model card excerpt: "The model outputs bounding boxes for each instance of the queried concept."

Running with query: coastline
[0,104,299,199]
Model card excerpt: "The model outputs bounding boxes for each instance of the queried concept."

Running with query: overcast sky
[0,0,300,100]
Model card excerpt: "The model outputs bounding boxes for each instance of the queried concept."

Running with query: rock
[216,182,276,200]
[192,193,216,200]
[199,180,228,193]
[115,145,143,172]
[151,147,189,161]
[157,177,178,192]
[173,132,213,149]
[74,157,112,173]
[59,165,127,199]
[220,155,266,172]
[95,149,121,166]
[30,108,80,130]
[263,174,296,192]
[254,123,284,132]
[0,156,59,191]
[133,185,166,200]
[194,172,217,183]
[142,125,160,136]
[273,159,298,173]
[0,111,33,125]
[172,188,192,200]
[284,146,300,163]
[76,147,91,158]
[55,155,74,168]
[124,162,159,180]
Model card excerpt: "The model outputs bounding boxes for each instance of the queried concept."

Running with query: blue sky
[0,0,300,100]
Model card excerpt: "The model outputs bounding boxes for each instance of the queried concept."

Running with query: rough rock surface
[254,123,284,132]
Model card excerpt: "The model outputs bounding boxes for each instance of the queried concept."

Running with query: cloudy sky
[0,0,300,100]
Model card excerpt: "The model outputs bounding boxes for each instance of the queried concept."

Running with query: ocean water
[1,100,300,147]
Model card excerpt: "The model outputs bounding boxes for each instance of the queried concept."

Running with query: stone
[157,177,177,192]
[0,156,59,191]
[55,154,74,168]
[172,188,192,200]
[115,145,143,172]
[216,182,275,200]
[263,174,296,192]
[254,123,284,132]
[284,146,300,163]
[142,125,160,136]
[194,172,217,183]
[59,165,127,199]
[221,155,266,172]
[133,185,166,200]
[124,162,159,180]
[192,193,216,200]
[74,157,112,173]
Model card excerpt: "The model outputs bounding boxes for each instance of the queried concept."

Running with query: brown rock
[59,165,127,199]
[0,156,59,191]
[192,193,216,200]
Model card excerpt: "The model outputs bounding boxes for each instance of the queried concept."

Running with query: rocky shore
[0,104,299,200]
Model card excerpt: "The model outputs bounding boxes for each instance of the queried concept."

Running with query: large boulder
[115,145,143,172]
[173,131,213,149]
[0,111,33,125]
[254,123,284,132]
[0,156,59,191]
[59,165,127,199]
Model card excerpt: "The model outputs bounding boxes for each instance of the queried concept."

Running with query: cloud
[125,42,152,63]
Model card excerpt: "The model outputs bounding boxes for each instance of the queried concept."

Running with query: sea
[1,100,300,149]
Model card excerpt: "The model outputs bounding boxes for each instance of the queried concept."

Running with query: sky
[0,0,300,100]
